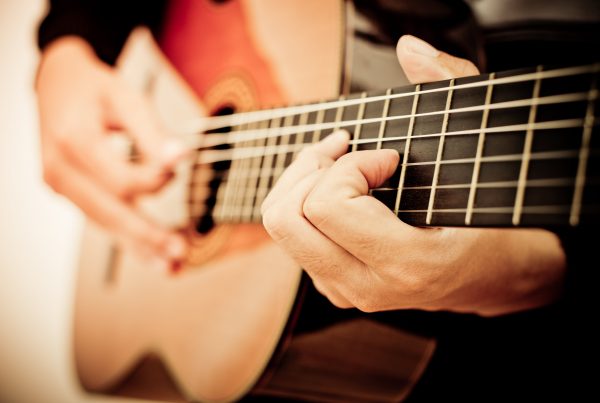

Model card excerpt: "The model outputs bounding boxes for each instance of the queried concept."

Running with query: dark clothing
[38,1,600,401]
[38,0,167,65]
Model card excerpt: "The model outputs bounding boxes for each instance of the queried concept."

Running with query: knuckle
[397,270,429,298]
[296,147,321,168]
[343,284,379,313]
[122,92,150,118]
[297,147,313,160]
[347,290,378,313]
[141,174,167,194]
[113,180,134,199]
[44,118,78,151]
[327,295,353,310]
[52,128,72,151]
[262,204,290,241]
[42,166,59,191]
[41,154,62,192]
[353,297,378,313]
[461,60,478,77]
[336,152,356,164]
[142,229,171,253]
[302,195,330,226]
[260,194,274,216]
[314,282,353,310]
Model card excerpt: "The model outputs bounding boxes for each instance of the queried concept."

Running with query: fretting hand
[262,35,566,316]
[36,37,188,266]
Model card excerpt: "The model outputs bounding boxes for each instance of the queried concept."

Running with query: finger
[303,150,421,266]
[262,168,363,305]
[60,129,176,199]
[105,79,188,170]
[396,35,480,84]
[261,130,349,214]
[47,151,188,262]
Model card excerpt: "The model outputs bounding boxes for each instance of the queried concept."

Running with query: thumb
[396,35,480,84]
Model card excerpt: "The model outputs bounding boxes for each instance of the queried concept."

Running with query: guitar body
[74,1,433,401]
[73,1,600,401]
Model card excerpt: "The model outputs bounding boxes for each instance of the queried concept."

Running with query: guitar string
[199,205,587,222]
[188,151,598,209]
[188,177,585,197]
[182,65,599,222]
[193,90,598,149]
[191,118,594,165]
[177,63,600,136]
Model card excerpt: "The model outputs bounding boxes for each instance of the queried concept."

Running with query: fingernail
[166,237,187,259]
[403,35,440,58]
[162,139,187,163]
[324,130,350,143]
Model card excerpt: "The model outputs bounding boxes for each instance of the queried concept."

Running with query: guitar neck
[192,63,600,229]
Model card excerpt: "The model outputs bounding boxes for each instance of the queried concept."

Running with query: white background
[0,1,154,402]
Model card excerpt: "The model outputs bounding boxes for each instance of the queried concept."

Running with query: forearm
[436,228,566,316]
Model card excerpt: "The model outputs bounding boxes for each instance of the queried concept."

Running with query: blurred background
[0,1,152,402]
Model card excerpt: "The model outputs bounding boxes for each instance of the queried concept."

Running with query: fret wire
[396,205,572,214]
[192,170,583,191]
[215,123,244,220]
[196,137,586,167]
[242,119,269,221]
[228,122,255,221]
[466,73,495,225]
[268,113,295,215]
[230,122,253,223]
[251,116,281,217]
[213,174,227,220]
[183,63,600,135]
[513,66,543,226]
[188,144,206,222]
[334,95,345,131]
[312,105,325,143]
[376,177,578,190]
[216,124,244,221]
[394,85,420,215]
[352,92,367,152]
[202,205,576,221]
[377,88,392,150]
[407,150,580,166]
[292,110,309,161]
[236,121,260,221]
[570,76,598,226]
[190,176,580,199]
[354,118,587,146]
[427,79,454,225]
[197,90,597,149]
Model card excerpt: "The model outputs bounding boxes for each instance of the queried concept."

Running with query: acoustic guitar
[73,1,600,402]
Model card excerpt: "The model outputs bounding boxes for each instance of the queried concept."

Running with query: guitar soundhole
[194,106,234,234]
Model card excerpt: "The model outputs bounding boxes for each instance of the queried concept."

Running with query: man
[37,0,599,400]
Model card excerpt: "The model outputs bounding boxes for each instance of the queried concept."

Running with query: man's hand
[262,35,566,316]
[36,37,188,266]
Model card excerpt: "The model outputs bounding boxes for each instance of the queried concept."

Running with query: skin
[36,36,188,267]
[262,35,567,316]
[36,32,566,316]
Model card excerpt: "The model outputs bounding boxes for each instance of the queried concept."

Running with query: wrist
[445,228,566,316]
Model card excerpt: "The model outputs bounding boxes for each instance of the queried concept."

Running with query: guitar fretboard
[188,64,600,229]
